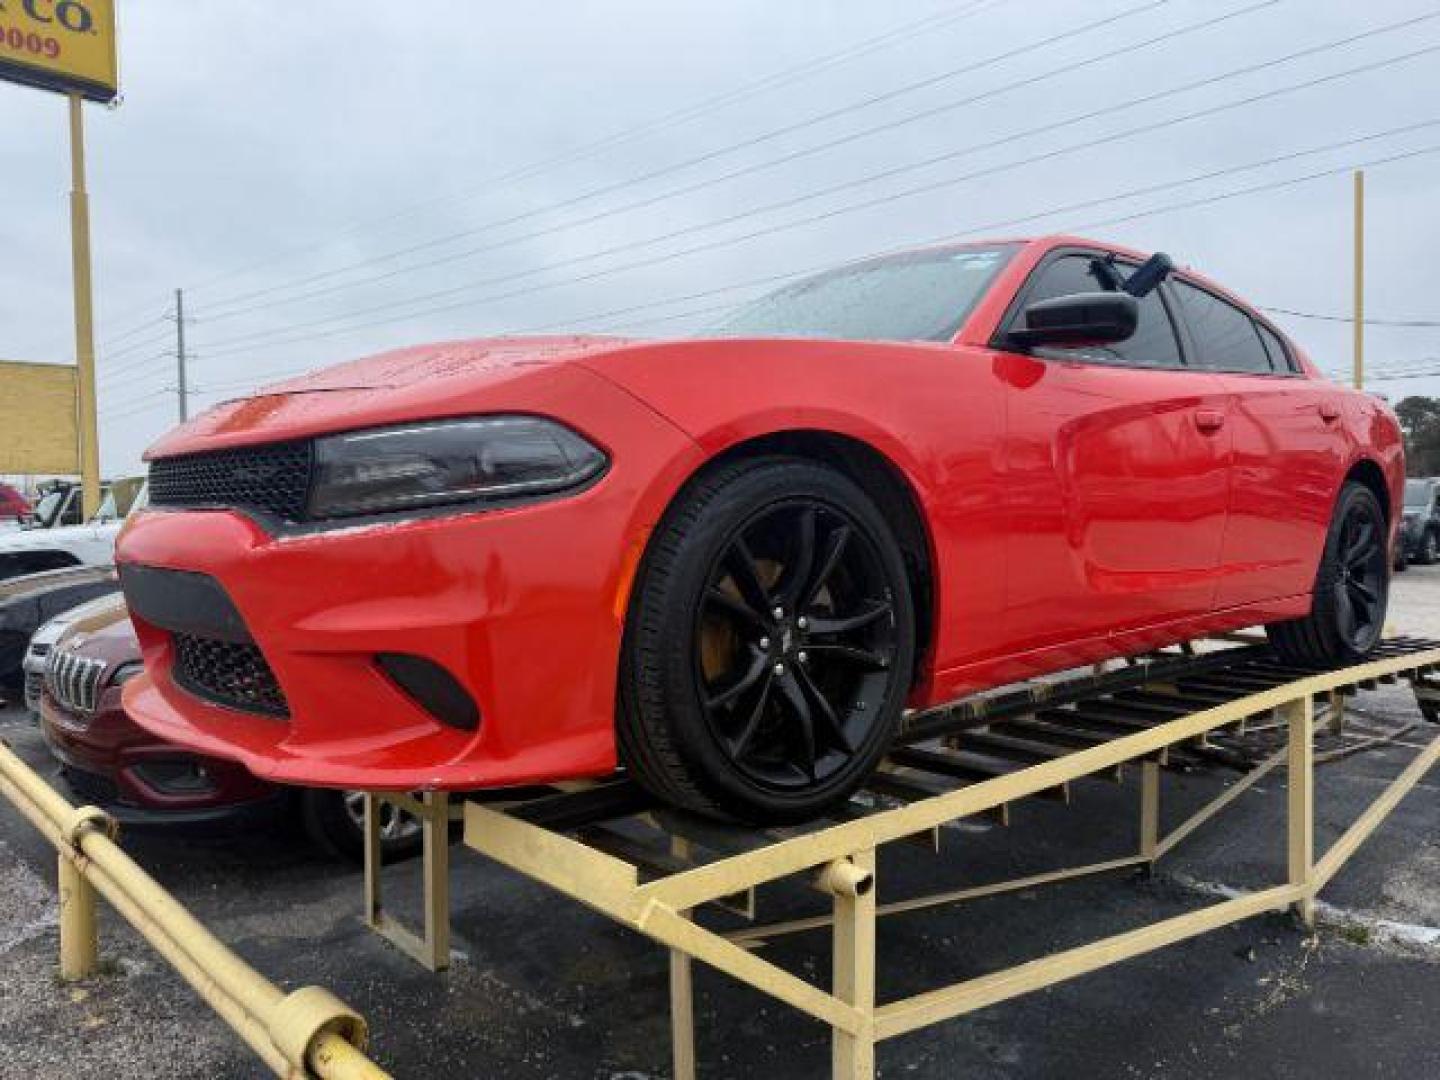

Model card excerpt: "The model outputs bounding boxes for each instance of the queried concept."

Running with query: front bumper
[116,400,697,791]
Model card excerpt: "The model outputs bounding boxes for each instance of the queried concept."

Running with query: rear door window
[1174,281,1273,374]
[1255,322,1297,373]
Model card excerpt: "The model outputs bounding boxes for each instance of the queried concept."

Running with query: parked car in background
[0,564,119,686]
[0,483,30,531]
[25,479,88,530]
[116,235,1403,823]
[1399,478,1440,566]
[38,594,420,861]
[21,591,120,714]
[0,479,145,581]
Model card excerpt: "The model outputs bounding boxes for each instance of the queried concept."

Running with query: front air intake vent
[172,633,290,718]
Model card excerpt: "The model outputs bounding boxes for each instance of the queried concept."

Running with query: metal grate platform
[361,634,1440,1079]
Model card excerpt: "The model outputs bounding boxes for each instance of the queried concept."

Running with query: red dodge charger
[116,236,1403,821]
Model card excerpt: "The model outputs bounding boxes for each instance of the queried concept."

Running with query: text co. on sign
[0,0,117,103]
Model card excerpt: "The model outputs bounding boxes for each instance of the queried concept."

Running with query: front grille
[149,441,314,523]
[172,633,289,717]
[45,650,107,714]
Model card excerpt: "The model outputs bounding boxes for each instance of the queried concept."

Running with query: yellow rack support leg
[1285,696,1316,929]
[58,851,98,980]
[829,851,878,1080]
[669,912,697,1080]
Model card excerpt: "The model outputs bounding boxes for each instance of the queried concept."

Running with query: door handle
[1319,401,1342,422]
[1194,408,1226,433]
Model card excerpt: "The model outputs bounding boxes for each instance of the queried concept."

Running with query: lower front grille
[172,633,290,718]
[62,766,121,806]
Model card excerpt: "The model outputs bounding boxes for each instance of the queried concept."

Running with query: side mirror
[1007,291,1138,348]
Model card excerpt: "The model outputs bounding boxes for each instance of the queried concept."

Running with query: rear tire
[1268,481,1388,666]
[619,457,915,823]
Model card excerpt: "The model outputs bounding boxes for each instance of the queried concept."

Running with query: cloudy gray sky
[3,0,1438,474]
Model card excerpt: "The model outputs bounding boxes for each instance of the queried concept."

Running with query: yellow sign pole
[1352,169,1365,391]
[67,91,101,517]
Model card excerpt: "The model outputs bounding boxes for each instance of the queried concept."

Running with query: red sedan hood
[144,335,637,458]
[260,334,632,392]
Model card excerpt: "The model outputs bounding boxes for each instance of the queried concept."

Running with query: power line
[194,39,1440,358]
[97,313,168,350]
[1263,306,1440,327]
[193,0,1176,317]
[179,0,1006,296]
[193,131,1440,381]
[98,350,176,386]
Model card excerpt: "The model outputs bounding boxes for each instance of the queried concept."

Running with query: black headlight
[308,416,607,520]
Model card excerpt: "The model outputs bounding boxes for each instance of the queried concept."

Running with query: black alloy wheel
[1332,500,1388,651]
[620,457,915,822]
[695,501,898,792]
[1269,481,1389,665]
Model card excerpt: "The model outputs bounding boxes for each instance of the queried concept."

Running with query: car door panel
[998,353,1232,649]
[1214,376,1350,606]
[1167,278,1350,607]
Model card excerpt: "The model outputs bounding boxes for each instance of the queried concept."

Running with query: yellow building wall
[0,360,79,474]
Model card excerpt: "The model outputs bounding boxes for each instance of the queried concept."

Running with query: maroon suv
[39,596,420,860]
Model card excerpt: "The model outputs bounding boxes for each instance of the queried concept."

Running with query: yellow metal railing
[0,740,391,1080]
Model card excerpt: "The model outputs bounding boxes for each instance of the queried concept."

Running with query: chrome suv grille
[45,650,108,714]
[172,633,289,717]
[148,441,314,524]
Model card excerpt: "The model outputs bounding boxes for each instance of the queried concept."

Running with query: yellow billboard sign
[0,0,117,102]
[0,360,79,473]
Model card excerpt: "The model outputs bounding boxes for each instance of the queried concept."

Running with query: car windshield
[1405,480,1430,508]
[709,244,1018,343]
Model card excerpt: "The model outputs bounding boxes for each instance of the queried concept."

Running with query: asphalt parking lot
[2,583,1438,1079]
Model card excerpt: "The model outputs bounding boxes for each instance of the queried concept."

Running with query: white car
[0,480,145,582]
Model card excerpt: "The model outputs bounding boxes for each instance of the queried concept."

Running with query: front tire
[619,457,915,823]
[301,790,424,863]
[1268,481,1389,666]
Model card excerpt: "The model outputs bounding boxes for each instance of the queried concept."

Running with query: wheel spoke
[795,664,853,754]
[776,672,817,779]
[802,524,851,609]
[724,535,772,617]
[1344,521,1375,567]
[776,507,817,607]
[703,648,768,710]
[1348,577,1378,605]
[807,600,892,637]
[704,586,767,629]
[804,642,891,671]
[1334,580,1357,640]
[725,672,775,761]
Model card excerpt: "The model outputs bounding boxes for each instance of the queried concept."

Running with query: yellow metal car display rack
[365,635,1440,1080]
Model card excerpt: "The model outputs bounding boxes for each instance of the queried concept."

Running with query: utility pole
[1353,169,1365,391]
[68,93,102,518]
[174,287,189,422]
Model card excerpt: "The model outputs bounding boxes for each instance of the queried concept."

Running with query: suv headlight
[308,416,607,520]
